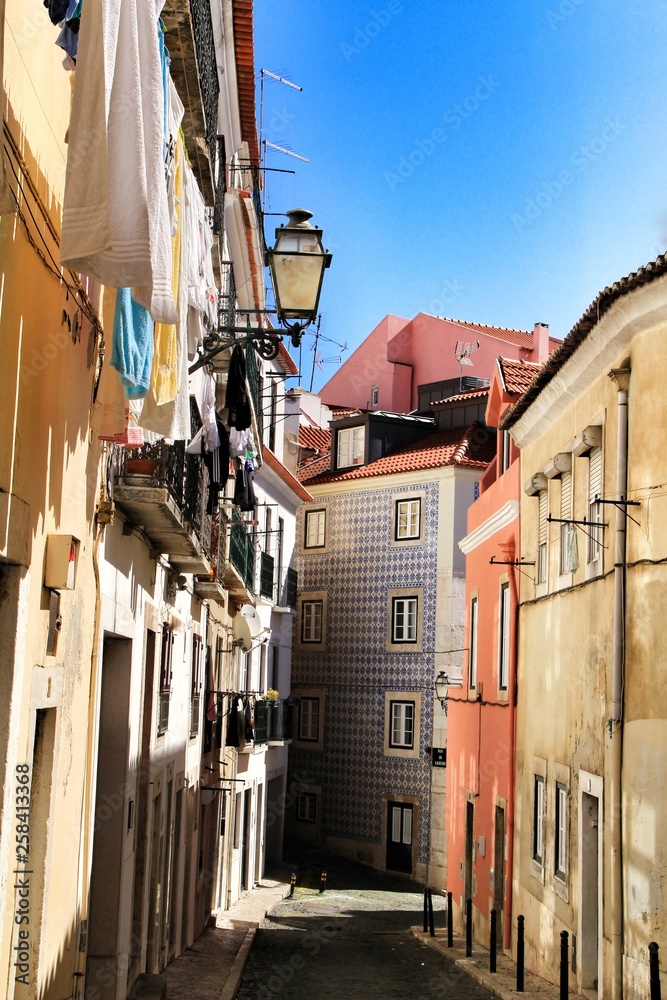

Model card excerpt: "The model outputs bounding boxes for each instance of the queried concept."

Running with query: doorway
[580,790,600,991]
[493,805,505,945]
[241,788,252,890]
[386,802,413,873]
[464,799,474,904]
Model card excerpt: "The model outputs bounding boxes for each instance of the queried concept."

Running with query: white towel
[61,0,178,324]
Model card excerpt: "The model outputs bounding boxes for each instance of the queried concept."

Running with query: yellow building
[504,257,667,998]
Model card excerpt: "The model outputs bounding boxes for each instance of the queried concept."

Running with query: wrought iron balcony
[224,519,254,600]
[194,516,226,604]
[254,699,293,745]
[113,400,211,575]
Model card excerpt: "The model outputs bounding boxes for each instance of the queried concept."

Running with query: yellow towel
[151,135,183,404]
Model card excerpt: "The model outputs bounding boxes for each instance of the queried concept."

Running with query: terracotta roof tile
[232,0,260,170]
[431,387,490,406]
[300,424,495,486]
[501,254,667,429]
[297,453,332,483]
[299,426,331,454]
[498,358,542,395]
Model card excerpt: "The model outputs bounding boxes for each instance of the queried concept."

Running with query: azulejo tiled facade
[289,481,439,866]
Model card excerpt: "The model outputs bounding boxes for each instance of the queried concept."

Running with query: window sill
[530,859,545,884]
[552,875,569,902]
[557,572,573,591]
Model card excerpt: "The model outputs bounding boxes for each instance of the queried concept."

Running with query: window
[190,634,204,738]
[305,508,326,549]
[389,701,415,749]
[337,425,364,468]
[157,625,174,736]
[537,488,548,584]
[370,385,379,408]
[555,782,568,880]
[469,596,478,689]
[296,792,316,823]
[392,597,418,643]
[533,775,545,864]
[498,583,510,691]
[559,469,577,575]
[587,446,603,563]
[500,430,512,474]
[395,498,421,541]
[301,599,323,644]
[299,698,320,742]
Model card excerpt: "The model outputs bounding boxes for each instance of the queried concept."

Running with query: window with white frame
[587,446,603,563]
[337,425,364,468]
[190,634,204,738]
[395,497,422,541]
[389,700,415,749]
[304,508,327,549]
[537,488,548,584]
[299,698,320,742]
[533,775,545,864]
[469,596,478,689]
[501,430,512,474]
[296,792,317,823]
[392,596,418,643]
[499,583,510,691]
[301,600,323,643]
[555,781,568,879]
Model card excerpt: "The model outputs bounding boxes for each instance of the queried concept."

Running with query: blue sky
[254,1,667,392]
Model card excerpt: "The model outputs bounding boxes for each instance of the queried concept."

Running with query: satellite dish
[233,605,271,652]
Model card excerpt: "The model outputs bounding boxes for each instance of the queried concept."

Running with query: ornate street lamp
[435,671,450,711]
[267,209,332,346]
[189,208,331,373]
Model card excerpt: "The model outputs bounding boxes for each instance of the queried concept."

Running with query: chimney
[532,322,550,364]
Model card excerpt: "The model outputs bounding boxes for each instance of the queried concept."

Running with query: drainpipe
[608,365,630,1000]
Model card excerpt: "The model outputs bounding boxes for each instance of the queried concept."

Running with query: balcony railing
[254,700,293,744]
[229,522,254,591]
[260,551,274,600]
[113,399,212,574]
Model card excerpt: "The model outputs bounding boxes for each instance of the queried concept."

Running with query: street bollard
[560,930,569,1000]
[650,942,661,1000]
[490,909,497,973]
[447,892,453,948]
[466,898,472,957]
[319,870,327,893]
[428,889,435,938]
[289,872,296,898]
[423,888,428,933]
[516,915,525,992]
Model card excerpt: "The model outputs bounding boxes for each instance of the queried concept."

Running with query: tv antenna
[455,339,480,390]
[259,69,308,213]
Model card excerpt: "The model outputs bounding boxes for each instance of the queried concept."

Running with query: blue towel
[111,288,155,399]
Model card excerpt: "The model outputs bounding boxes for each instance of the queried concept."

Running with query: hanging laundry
[150,132,183,404]
[225,696,241,748]
[244,698,254,743]
[43,0,70,24]
[234,461,257,512]
[203,419,230,515]
[205,691,217,724]
[111,288,155,399]
[60,0,178,324]
[225,344,252,430]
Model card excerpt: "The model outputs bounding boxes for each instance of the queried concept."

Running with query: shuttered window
[559,470,578,574]
[537,489,548,583]
[588,447,603,562]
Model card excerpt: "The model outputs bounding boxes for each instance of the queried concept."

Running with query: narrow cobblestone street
[235,851,496,1000]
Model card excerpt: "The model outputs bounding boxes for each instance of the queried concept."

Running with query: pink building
[446,358,541,951]
[320,314,556,413]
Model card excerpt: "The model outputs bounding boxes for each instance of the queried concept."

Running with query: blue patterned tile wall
[290,480,440,864]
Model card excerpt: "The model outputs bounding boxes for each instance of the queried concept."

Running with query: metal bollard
[466,898,473,957]
[289,872,296,898]
[560,930,569,1000]
[490,909,497,973]
[423,888,429,933]
[516,915,525,992]
[447,892,453,948]
[319,870,327,893]
[428,889,435,938]
[650,942,661,1000]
